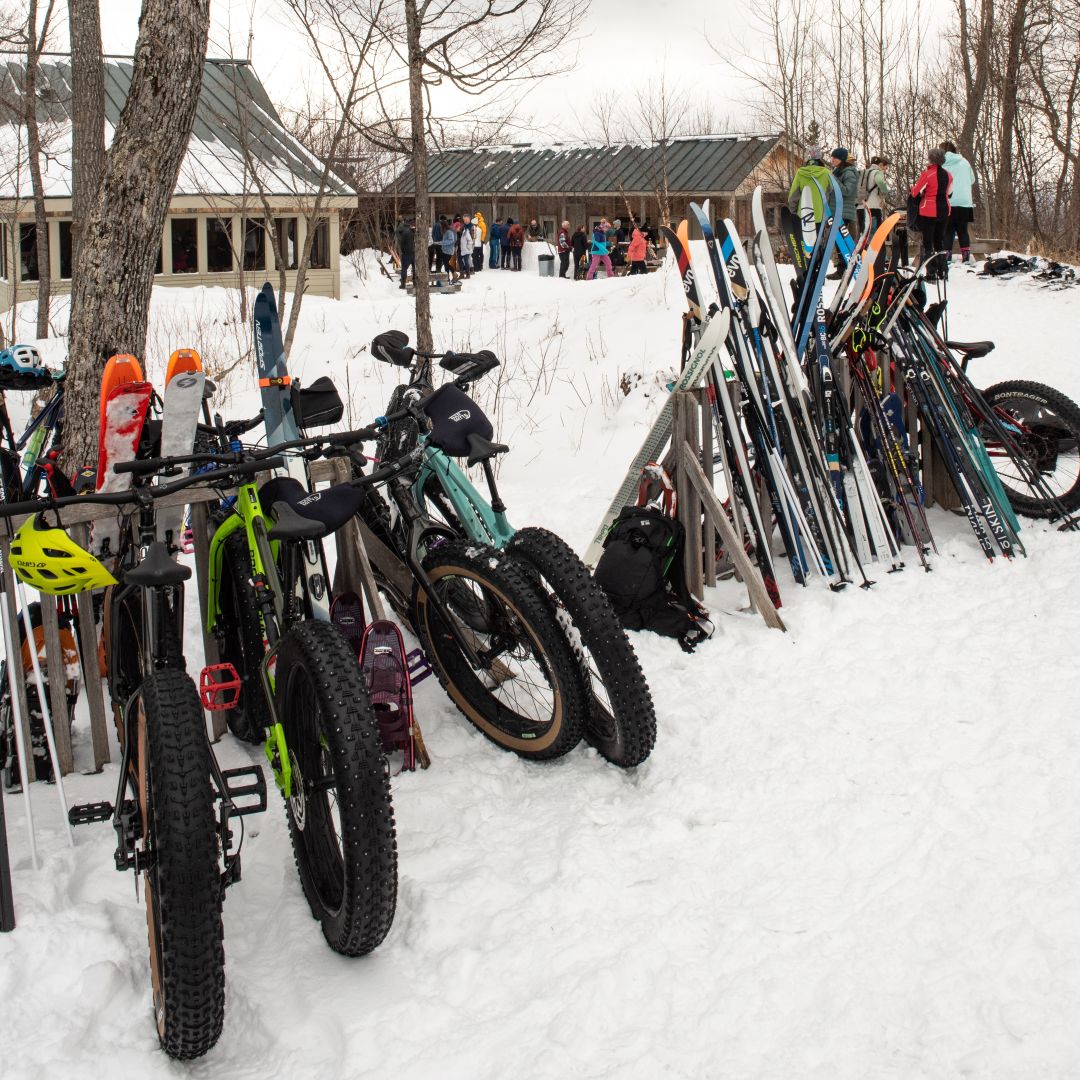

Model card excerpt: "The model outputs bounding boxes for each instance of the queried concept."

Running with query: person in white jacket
[940,140,976,265]
[459,214,476,278]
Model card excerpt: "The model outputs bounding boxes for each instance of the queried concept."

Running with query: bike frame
[205,478,333,799]
[412,441,516,548]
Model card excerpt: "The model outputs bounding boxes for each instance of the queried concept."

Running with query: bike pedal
[219,765,268,815]
[69,800,113,826]
[200,663,241,711]
[406,648,433,686]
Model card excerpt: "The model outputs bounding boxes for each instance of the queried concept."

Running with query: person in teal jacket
[940,140,976,264]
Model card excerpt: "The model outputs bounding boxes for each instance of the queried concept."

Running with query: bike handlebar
[0,456,285,521]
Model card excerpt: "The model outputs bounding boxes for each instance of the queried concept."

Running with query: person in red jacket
[506,219,525,271]
[557,221,572,278]
[626,226,648,275]
[910,147,953,281]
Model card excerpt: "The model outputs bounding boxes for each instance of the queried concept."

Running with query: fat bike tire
[411,540,586,760]
[507,527,656,768]
[980,379,1080,517]
[216,531,272,743]
[276,620,398,956]
[137,670,224,1060]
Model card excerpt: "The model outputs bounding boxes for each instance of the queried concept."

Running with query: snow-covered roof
[391,135,783,197]
[0,54,354,200]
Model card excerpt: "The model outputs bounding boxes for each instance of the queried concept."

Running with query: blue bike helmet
[0,344,47,377]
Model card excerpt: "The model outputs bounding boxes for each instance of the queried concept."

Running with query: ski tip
[165,348,202,384]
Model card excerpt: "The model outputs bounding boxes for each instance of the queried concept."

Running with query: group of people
[394,213,657,288]
[557,219,654,280]
[788,141,977,282]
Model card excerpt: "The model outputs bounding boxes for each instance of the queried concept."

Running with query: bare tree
[21,0,57,339]
[62,0,210,469]
[290,0,586,353]
[68,0,105,262]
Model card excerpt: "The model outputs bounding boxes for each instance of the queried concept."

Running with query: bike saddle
[946,339,995,359]
[466,432,509,467]
[124,541,191,587]
[261,476,366,540]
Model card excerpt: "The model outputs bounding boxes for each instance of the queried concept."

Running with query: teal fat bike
[352,331,656,768]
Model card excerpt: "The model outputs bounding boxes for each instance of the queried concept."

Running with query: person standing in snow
[827,147,860,278]
[940,140,976,265]
[506,218,525,271]
[585,220,613,280]
[858,155,891,236]
[459,214,475,279]
[557,220,572,279]
[500,218,513,269]
[395,218,415,290]
[571,224,588,279]
[440,224,458,280]
[626,225,648,275]
[910,146,953,281]
[473,211,487,273]
[527,218,542,240]
[488,218,503,269]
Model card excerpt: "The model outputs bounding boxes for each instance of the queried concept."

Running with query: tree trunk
[996,0,1029,240]
[24,1,51,340]
[62,0,210,472]
[69,0,106,263]
[405,0,433,354]
[958,0,994,159]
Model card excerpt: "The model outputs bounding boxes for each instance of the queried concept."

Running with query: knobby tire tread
[140,670,224,1060]
[507,527,657,768]
[412,540,586,760]
[981,379,1080,516]
[218,530,272,742]
[277,620,398,956]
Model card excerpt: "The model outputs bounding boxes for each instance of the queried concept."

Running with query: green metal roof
[0,54,353,198]
[391,135,781,197]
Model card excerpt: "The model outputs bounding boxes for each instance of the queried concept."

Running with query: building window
[274,217,297,270]
[242,218,264,271]
[0,223,8,281]
[19,223,38,282]
[207,217,233,273]
[308,218,329,269]
[171,218,198,273]
[59,221,73,279]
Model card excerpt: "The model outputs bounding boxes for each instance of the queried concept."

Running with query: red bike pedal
[200,663,241,711]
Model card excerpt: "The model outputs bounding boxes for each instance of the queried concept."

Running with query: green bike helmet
[8,513,117,595]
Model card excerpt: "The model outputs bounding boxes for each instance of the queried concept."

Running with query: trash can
[538,253,555,277]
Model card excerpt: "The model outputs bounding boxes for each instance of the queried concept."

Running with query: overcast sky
[95,0,758,139]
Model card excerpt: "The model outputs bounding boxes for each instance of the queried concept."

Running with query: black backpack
[593,504,712,652]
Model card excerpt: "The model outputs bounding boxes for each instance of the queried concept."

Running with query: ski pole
[13,581,73,846]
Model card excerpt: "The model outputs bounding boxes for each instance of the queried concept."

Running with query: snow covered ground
[2,254,1080,1079]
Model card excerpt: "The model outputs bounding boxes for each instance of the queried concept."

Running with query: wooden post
[71,525,110,770]
[38,599,73,775]
[681,448,786,631]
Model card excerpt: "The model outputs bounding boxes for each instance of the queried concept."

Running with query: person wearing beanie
[827,147,860,278]
[911,146,953,281]
[939,140,976,264]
